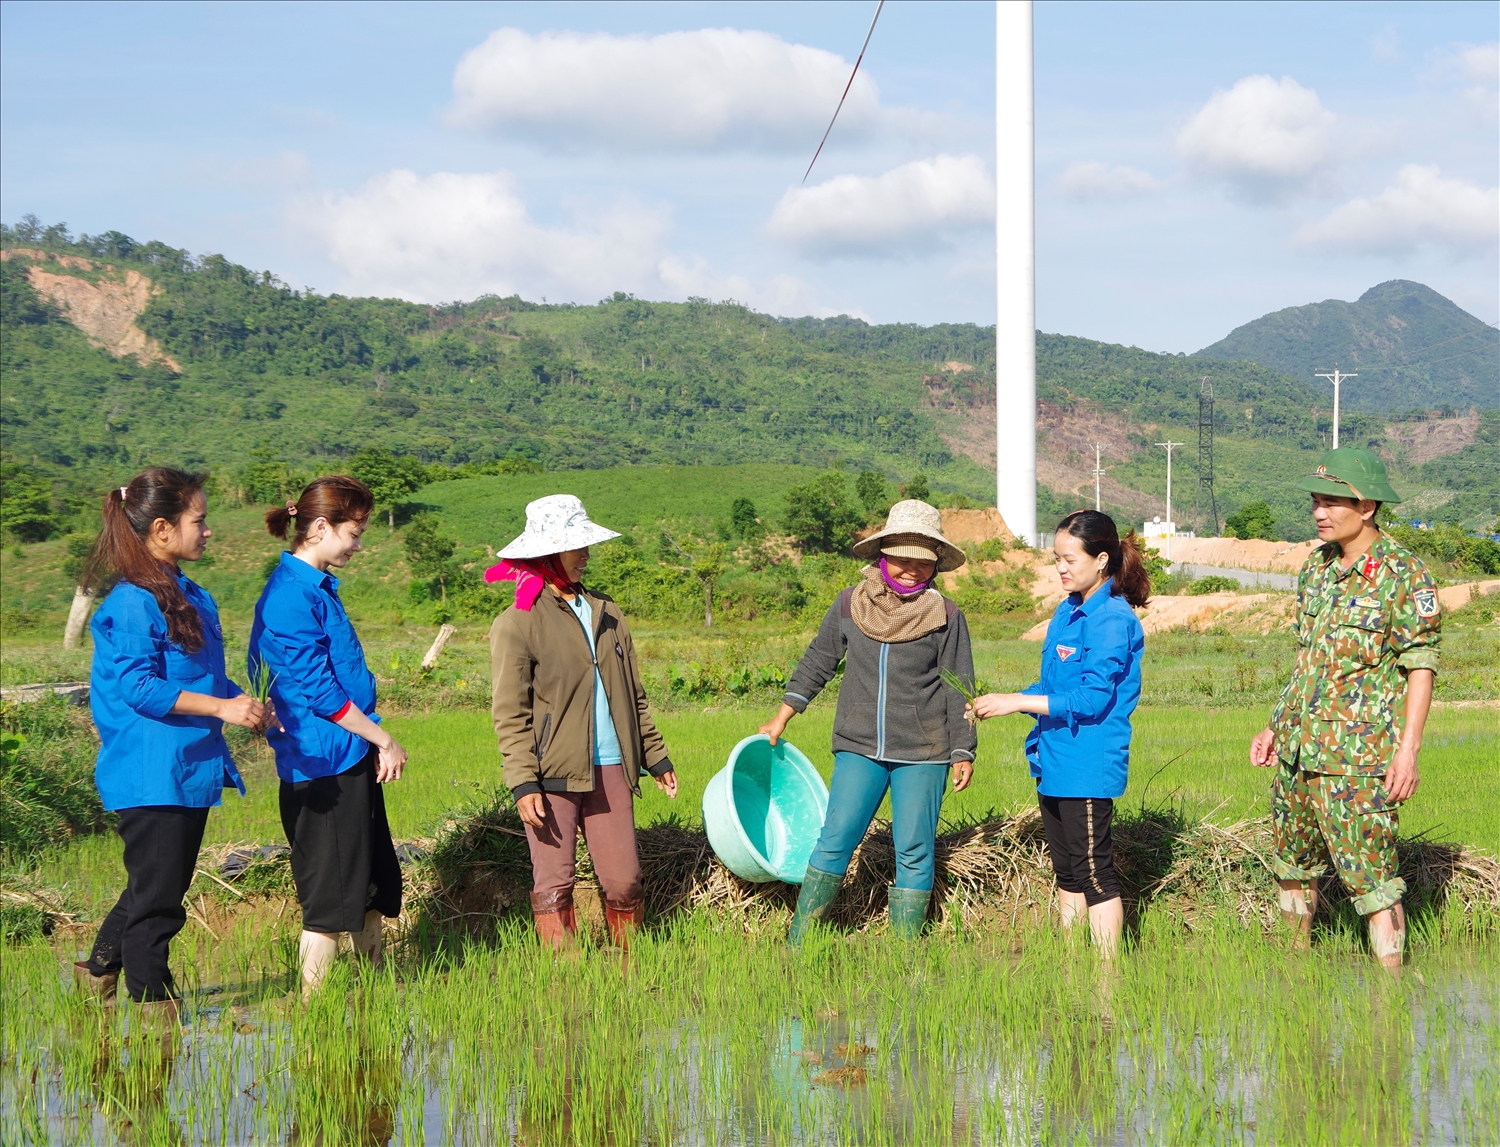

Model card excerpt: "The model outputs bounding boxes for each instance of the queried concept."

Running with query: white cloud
[297,169,671,303]
[766,154,994,259]
[1295,165,1499,257]
[1429,41,1500,124]
[1176,75,1336,191]
[1055,161,1161,201]
[447,27,878,152]
[295,167,857,317]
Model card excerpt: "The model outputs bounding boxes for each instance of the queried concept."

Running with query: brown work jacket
[490,586,671,799]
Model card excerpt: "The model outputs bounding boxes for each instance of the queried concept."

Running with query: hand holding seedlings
[967,692,1051,721]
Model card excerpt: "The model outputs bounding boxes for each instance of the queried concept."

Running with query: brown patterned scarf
[850,565,947,643]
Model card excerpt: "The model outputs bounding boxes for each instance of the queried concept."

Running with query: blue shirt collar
[1067,577,1116,616]
[278,549,339,593]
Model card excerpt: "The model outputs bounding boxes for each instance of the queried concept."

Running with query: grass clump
[0,695,106,863]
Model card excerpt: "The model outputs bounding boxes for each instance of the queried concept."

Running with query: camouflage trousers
[1270,763,1406,916]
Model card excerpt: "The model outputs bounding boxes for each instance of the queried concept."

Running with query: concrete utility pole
[1315,368,1357,449]
[995,0,1036,546]
[1155,439,1184,560]
[1090,443,1107,512]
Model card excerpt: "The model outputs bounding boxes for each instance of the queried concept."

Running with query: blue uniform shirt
[250,551,378,783]
[564,593,624,766]
[1022,578,1144,798]
[89,574,245,810]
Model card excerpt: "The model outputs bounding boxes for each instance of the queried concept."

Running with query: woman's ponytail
[1055,509,1152,609]
[1114,530,1153,608]
[85,468,207,652]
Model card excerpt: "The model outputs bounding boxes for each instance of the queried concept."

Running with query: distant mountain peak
[1197,282,1498,412]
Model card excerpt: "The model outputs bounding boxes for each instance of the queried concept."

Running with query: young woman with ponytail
[78,468,271,1021]
[969,509,1150,957]
[250,476,407,999]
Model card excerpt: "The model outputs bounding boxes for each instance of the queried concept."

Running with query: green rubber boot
[788,867,843,947]
[887,887,931,939]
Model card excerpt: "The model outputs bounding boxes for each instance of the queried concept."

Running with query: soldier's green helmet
[1296,447,1403,504]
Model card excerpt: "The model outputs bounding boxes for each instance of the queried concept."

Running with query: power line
[1090,443,1107,512]
[802,0,885,184]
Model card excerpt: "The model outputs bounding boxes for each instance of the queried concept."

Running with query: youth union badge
[1414,587,1439,618]
[1056,645,1077,661]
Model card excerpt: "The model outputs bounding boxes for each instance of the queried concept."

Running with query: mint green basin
[703,734,829,884]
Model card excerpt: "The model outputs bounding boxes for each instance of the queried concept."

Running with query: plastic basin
[703,734,829,884]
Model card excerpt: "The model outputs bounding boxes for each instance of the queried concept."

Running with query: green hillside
[2,223,1496,543]
[1196,280,1499,413]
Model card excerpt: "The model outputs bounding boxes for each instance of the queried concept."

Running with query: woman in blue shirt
[970,510,1149,957]
[251,476,407,999]
[78,468,270,1019]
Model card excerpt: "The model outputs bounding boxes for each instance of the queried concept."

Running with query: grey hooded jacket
[783,587,977,765]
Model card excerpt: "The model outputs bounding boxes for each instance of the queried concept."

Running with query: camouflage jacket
[1270,531,1441,776]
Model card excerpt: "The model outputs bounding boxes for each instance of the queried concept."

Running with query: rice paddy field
[3,603,1498,1144]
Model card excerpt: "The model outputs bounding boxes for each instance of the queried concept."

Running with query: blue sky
[2,0,1495,352]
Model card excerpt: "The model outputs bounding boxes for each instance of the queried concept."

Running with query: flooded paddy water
[3,913,1496,1145]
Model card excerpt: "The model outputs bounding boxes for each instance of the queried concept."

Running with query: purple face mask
[879,555,931,596]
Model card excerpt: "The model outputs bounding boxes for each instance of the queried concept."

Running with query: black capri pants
[1038,793,1121,906]
[280,749,402,933]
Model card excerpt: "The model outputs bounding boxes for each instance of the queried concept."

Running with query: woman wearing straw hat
[489,495,677,951]
[760,499,977,943]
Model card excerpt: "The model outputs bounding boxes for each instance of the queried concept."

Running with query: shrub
[1224,501,1277,540]
[1187,575,1240,595]
[1385,521,1500,576]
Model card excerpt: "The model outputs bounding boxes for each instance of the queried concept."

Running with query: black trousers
[280,750,402,934]
[87,805,210,1002]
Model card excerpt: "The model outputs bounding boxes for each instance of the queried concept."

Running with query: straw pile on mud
[416,800,1500,938]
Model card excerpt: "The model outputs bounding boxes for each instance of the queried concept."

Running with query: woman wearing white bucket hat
[488,495,677,952]
[759,499,977,943]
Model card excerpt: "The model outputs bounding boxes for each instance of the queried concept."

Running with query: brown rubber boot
[73,961,119,1002]
[531,890,577,952]
[135,997,182,1034]
[604,899,645,951]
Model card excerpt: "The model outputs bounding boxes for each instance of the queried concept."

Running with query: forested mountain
[2,223,1496,538]
[1197,280,1499,413]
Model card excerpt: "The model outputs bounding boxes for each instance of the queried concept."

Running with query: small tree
[404,513,459,600]
[1224,501,1277,540]
[783,473,865,554]
[660,532,729,627]
[239,445,303,506]
[730,496,762,540]
[855,470,890,518]
[0,462,58,542]
[352,447,426,530]
[899,473,930,503]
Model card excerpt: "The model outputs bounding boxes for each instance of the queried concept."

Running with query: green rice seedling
[247,657,276,705]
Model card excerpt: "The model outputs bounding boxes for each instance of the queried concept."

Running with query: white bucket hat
[497,494,621,560]
[851,499,966,572]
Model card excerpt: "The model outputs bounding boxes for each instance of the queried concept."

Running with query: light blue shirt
[1021,578,1144,798]
[564,594,624,766]
[250,552,380,783]
[89,574,245,810]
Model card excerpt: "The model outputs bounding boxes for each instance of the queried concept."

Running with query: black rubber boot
[787,867,842,947]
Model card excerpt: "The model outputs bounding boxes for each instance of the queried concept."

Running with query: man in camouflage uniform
[1250,448,1440,971]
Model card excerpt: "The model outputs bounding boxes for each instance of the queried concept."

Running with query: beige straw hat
[851,499,966,572]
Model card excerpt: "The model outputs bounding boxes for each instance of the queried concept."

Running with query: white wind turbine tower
[994,1,1036,545]
[806,2,1037,544]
